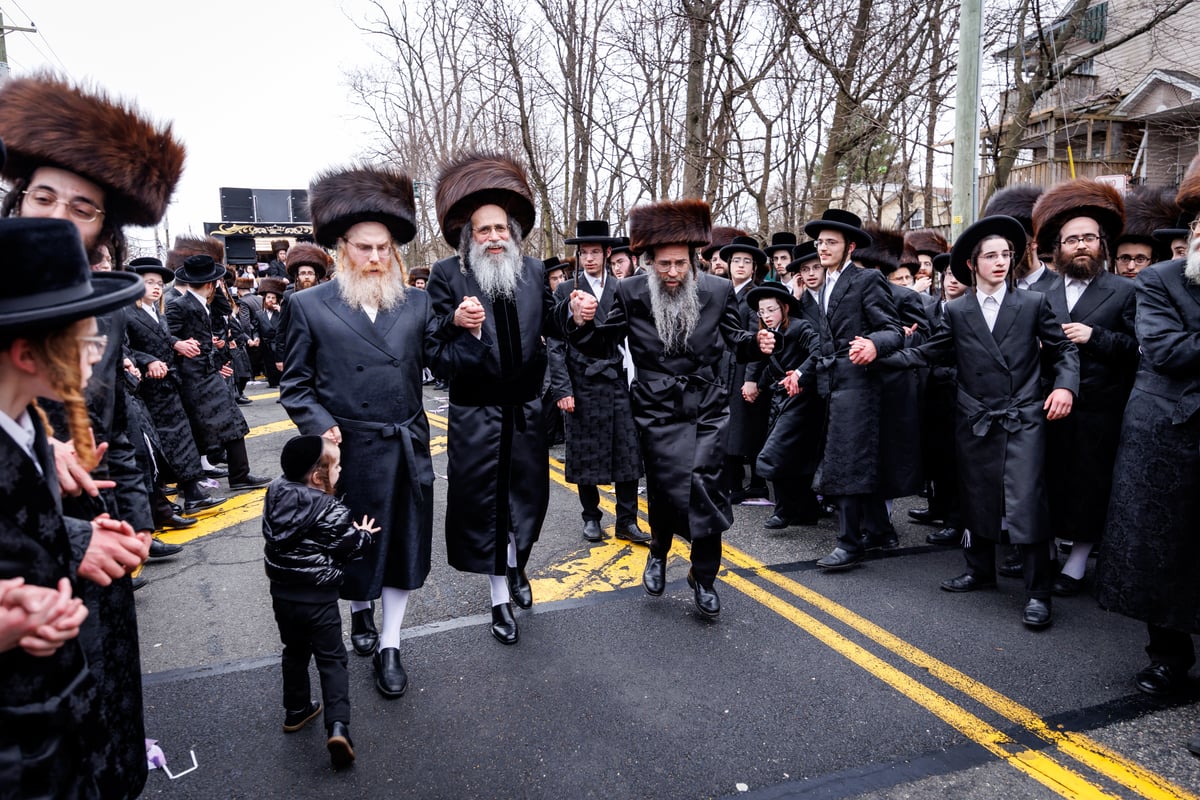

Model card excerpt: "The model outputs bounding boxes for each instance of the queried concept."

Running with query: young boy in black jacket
[263,435,379,768]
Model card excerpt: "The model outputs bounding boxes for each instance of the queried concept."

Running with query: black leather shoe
[183,495,227,514]
[131,575,148,591]
[148,538,183,558]
[582,519,604,542]
[228,473,271,490]
[350,605,378,656]
[373,647,408,697]
[235,394,253,406]
[202,466,228,479]
[614,521,651,544]
[997,553,1024,579]
[490,603,518,645]
[643,554,667,596]
[907,508,945,526]
[326,721,355,769]
[1052,573,1086,597]
[763,515,791,530]
[169,501,183,514]
[1188,731,1200,757]
[686,570,720,617]
[1022,598,1052,629]
[864,530,900,550]
[941,573,996,592]
[157,514,197,531]
[816,548,863,571]
[926,527,962,546]
[282,700,322,732]
[507,566,533,609]
[1135,663,1189,697]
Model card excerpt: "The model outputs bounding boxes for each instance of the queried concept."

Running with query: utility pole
[0,11,39,79]
[950,0,982,239]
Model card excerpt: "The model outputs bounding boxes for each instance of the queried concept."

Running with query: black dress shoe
[373,647,408,697]
[282,700,322,732]
[643,553,667,596]
[507,566,533,609]
[1187,730,1200,757]
[183,495,227,514]
[907,508,945,526]
[490,603,519,645]
[816,548,863,571]
[350,605,378,657]
[763,515,791,530]
[326,721,355,769]
[131,575,148,591]
[614,521,651,544]
[1052,573,1086,597]
[228,473,271,490]
[169,502,183,514]
[202,466,229,479]
[235,394,253,406]
[157,513,197,531]
[998,553,1024,579]
[926,527,962,546]
[582,519,604,542]
[941,573,996,592]
[1022,598,1052,629]
[686,570,720,617]
[1135,662,1189,697]
[148,538,183,558]
[864,530,900,550]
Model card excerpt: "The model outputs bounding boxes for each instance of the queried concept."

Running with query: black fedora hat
[949,215,1026,287]
[1153,211,1192,243]
[128,256,174,282]
[787,240,819,273]
[543,255,567,273]
[719,235,767,268]
[746,281,801,319]
[564,219,620,246]
[764,231,798,256]
[174,254,227,286]
[931,252,951,274]
[0,217,143,334]
[803,209,873,249]
[609,236,632,258]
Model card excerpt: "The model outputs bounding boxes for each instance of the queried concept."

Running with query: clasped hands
[454,296,486,335]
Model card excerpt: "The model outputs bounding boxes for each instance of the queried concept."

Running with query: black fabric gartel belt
[334,409,427,494]
[956,391,1040,437]
[582,355,624,382]
[636,365,720,422]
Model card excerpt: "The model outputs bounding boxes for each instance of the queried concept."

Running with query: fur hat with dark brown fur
[1032,179,1124,255]
[308,164,417,248]
[270,239,290,254]
[0,72,185,227]
[702,226,749,260]
[1119,186,1178,251]
[234,277,255,290]
[1176,153,1200,217]
[285,242,331,281]
[166,235,225,272]
[258,277,288,298]
[982,185,1043,236]
[435,152,536,248]
[628,199,712,257]
[855,224,905,273]
[904,228,948,256]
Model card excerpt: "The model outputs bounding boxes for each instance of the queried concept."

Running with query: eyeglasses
[1059,233,1100,247]
[1188,219,1200,234]
[653,259,691,273]
[78,334,109,357]
[977,250,1013,262]
[472,224,510,238]
[346,241,391,258]
[22,188,105,223]
[1115,254,1152,266]
[815,238,843,248]
[797,264,822,274]
[756,305,782,318]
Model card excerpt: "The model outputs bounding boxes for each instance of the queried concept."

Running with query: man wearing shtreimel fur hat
[0,71,185,798]
[567,199,777,617]
[1031,178,1137,598]
[426,151,552,646]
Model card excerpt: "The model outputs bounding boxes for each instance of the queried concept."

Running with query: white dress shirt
[1017,264,1046,290]
[978,284,1007,332]
[142,304,159,323]
[1064,276,1091,313]
[822,267,844,313]
[585,272,605,297]
[185,287,211,315]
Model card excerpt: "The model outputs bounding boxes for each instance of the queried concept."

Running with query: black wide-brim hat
[950,215,1027,287]
[1153,211,1192,243]
[803,209,873,249]
[543,255,566,272]
[931,252,951,274]
[174,254,227,286]
[128,256,174,282]
[0,217,143,334]
[609,236,632,257]
[719,235,767,267]
[764,231,798,256]
[565,219,620,246]
[746,281,801,318]
[787,240,819,272]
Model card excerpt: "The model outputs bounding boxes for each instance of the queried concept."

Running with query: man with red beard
[1030,180,1137,596]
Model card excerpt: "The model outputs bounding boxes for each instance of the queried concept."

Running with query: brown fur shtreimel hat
[1031,178,1124,256]
[434,152,536,248]
[628,199,712,257]
[308,164,417,249]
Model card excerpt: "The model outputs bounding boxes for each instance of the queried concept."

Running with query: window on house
[909,208,925,229]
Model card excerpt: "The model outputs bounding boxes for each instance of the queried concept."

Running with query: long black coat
[724,282,770,459]
[124,304,204,484]
[281,281,451,596]
[427,255,556,575]
[547,277,642,485]
[569,271,765,540]
[1097,260,1200,633]
[919,297,960,501]
[806,267,903,496]
[255,306,284,363]
[883,287,1079,544]
[165,291,249,450]
[749,318,823,481]
[875,284,929,498]
[0,411,101,799]
[1041,270,1138,541]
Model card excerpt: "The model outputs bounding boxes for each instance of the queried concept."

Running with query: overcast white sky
[3,0,383,252]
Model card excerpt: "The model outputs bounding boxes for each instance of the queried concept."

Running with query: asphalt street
[133,385,1200,799]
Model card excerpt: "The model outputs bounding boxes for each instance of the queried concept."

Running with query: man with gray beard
[426,152,558,646]
[569,199,776,617]
[1098,154,1200,724]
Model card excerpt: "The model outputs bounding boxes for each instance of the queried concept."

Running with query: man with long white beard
[1099,154,1200,733]
[281,165,466,706]
[568,199,776,617]
[426,152,556,646]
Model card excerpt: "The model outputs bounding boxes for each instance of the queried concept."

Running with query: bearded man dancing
[568,199,776,617]
[426,152,558,646]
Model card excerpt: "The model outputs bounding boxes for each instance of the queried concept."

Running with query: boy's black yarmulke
[281,435,326,481]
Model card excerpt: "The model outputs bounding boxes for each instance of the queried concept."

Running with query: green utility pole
[950,0,983,239]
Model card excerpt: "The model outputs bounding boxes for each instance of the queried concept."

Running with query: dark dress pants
[272,595,350,727]
[649,525,722,588]
[1146,625,1196,672]
[579,480,639,525]
[833,494,868,554]
[964,540,1054,600]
